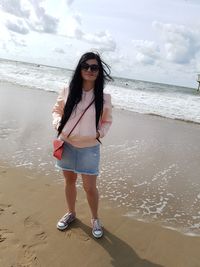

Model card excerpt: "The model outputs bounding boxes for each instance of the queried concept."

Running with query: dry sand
[1,81,200,267]
[1,165,200,267]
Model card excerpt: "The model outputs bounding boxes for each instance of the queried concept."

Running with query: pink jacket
[52,87,112,148]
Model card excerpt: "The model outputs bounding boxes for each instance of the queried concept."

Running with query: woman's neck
[82,81,95,92]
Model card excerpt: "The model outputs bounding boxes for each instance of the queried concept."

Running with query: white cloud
[0,0,30,18]
[64,14,83,38]
[83,31,116,53]
[132,40,160,65]
[0,11,25,49]
[66,0,74,6]
[0,0,59,34]
[0,0,116,54]
[10,35,27,47]
[54,47,65,54]
[153,21,200,64]
[6,17,29,34]
[63,13,116,53]
[0,11,12,41]
[27,0,59,33]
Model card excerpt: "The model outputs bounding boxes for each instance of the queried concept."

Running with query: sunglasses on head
[81,62,99,72]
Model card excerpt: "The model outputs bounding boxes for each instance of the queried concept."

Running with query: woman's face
[81,59,99,83]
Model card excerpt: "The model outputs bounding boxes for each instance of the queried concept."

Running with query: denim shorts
[56,142,100,176]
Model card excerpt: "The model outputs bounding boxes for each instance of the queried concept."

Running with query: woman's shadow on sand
[71,219,163,267]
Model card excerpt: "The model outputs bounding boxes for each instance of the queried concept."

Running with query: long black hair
[57,52,113,136]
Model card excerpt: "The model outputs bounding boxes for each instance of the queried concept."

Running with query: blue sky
[0,0,200,87]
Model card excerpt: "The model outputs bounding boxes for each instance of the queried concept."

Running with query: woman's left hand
[96,131,100,139]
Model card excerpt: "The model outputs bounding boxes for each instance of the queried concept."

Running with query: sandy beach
[1,81,200,267]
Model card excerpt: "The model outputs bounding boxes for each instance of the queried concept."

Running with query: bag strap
[67,99,95,138]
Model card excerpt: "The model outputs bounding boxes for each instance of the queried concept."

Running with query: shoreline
[146,112,200,126]
[1,80,199,126]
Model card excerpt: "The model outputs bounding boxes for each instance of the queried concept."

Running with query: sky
[0,0,200,87]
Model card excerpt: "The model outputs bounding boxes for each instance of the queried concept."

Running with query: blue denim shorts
[56,142,100,176]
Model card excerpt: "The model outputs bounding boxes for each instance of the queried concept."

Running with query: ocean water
[0,58,200,124]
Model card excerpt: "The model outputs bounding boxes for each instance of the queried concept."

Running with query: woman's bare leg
[63,170,77,214]
[82,174,99,219]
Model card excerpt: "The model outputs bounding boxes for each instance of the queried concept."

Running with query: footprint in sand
[64,228,90,242]
[0,228,14,243]
[24,216,47,246]
[0,203,12,215]
[0,229,41,266]
[0,203,17,216]
[24,216,40,228]
[79,232,90,241]
[17,244,41,267]
[0,208,4,215]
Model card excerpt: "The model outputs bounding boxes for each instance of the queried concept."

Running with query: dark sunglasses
[81,62,99,72]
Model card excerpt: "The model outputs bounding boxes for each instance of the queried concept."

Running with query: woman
[52,52,112,238]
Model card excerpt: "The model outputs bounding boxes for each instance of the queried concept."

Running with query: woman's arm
[52,87,67,130]
[97,94,112,138]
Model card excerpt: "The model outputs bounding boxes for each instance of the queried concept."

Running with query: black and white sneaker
[57,212,76,230]
[91,219,103,238]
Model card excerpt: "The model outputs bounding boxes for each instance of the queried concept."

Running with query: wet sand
[1,81,200,266]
